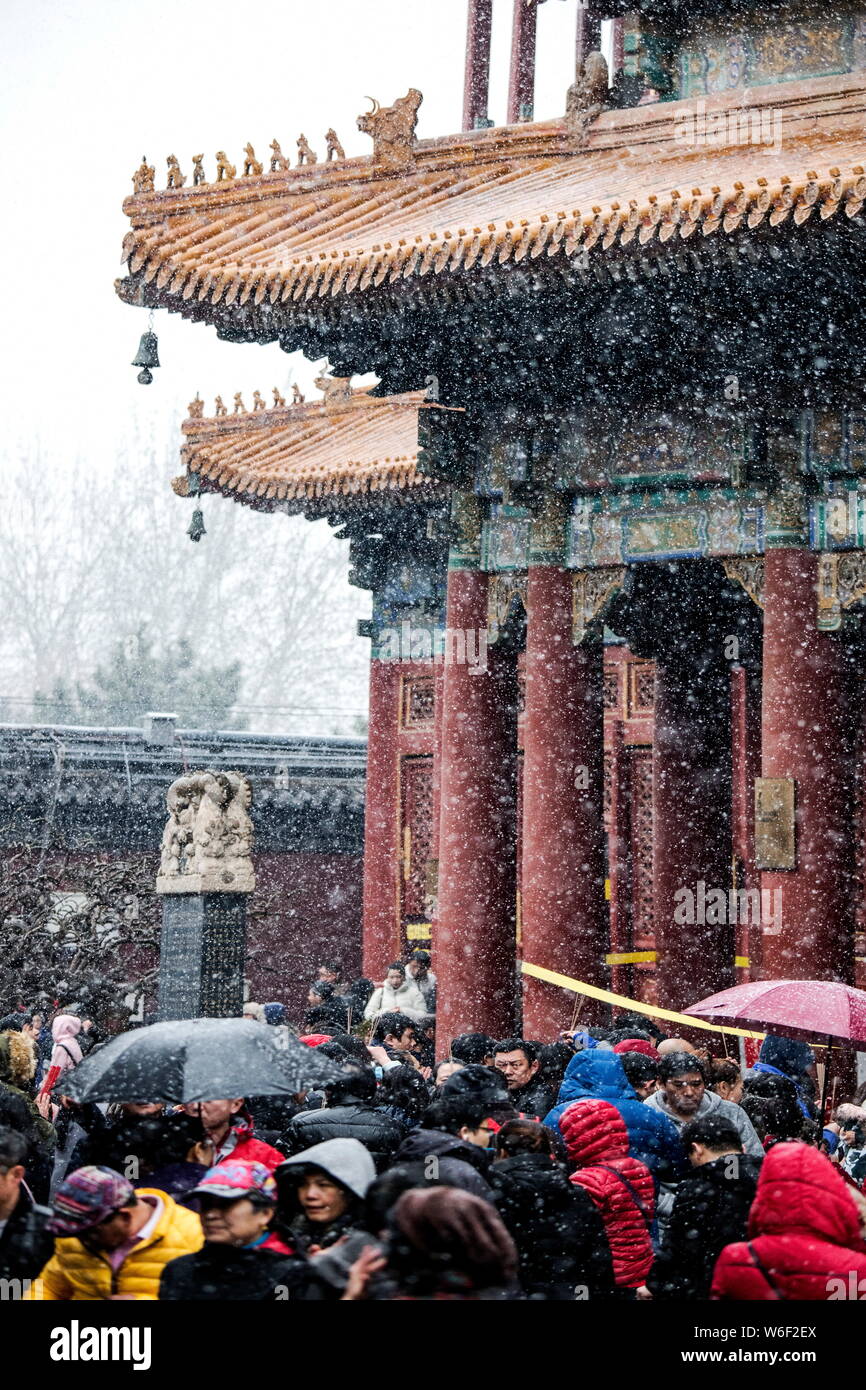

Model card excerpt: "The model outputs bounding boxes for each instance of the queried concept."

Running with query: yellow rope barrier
[520,960,766,1041]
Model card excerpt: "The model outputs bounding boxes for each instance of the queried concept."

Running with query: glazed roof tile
[178,388,449,514]
[118,74,866,317]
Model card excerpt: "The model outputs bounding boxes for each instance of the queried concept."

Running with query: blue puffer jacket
[544,1050,687,1182]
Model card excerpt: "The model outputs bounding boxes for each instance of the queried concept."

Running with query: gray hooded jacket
[644,1087,764,1158]
[277,1136,377,1199]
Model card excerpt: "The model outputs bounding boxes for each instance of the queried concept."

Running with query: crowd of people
[1,958,866,1302]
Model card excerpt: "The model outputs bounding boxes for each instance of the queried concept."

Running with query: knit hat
[190,1159,277,1204]
[391,1187,518,1284]
[263,1003,286,1026]
[49,1165,136,1235]
[614,1039,660,1061]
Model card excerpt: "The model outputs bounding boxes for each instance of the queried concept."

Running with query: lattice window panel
[603,666,621,711]
[402,678,435,729]
[630,749,655,951]
[400,756,434,921]
[629,662,656,716]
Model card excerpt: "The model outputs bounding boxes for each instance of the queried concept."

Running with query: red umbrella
[683,979,866,1046]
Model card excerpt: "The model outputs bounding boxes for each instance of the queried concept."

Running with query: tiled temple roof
[176,387,450,514]
[118,74,866,319]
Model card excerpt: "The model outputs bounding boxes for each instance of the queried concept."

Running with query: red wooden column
[575,1,602,73]
[521,563,607,1036]
[507,0,539,123]
[463,0,493,130]
[436,498,519,1048]
[361,659,401,979]
[760,549,855,982]
[652,618,734,1010]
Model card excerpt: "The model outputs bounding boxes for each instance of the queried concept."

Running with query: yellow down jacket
[26,1188,203,1300]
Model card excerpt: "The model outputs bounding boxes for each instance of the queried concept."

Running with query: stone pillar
[507,0,538,123]
[521,551,608,1036]
[760,549,855,982]
[436,495,519,1048]
[463,0,493,131]
[156,771,254,1019]
[361,658,402,980]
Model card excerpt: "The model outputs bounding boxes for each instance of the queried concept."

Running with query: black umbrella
[56,1018,343,1104]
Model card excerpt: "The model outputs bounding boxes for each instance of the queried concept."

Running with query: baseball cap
[190,1159,277,1204]
[49,1165,136,1236]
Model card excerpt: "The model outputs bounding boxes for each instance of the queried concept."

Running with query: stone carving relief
[157,771,255,895]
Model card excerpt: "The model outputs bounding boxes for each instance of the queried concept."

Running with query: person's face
[122,1102,163,1117]
[23,1014,42,1039]
[183,1098,243,1132]
[717,1078,744,1106]
[385,1027,417,1053]
[634,1077,658,1100]
[494,1050,537,1091]
[435,1062,463,1089]
[0,1164,23,1220]
[199,1195,271,1247]
[318,967,338,985]
[386,969,404,991]
[459,1122,496,1149]
[297,1173,350,1224]
[664,1071,705,1116]
[80,1206,136,1253]
[308,988,322,1007]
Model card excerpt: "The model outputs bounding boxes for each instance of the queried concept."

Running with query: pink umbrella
[683,979,866,1046]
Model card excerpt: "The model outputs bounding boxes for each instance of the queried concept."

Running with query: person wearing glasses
[642,1053,763,1241]
[644,1053,764,1157]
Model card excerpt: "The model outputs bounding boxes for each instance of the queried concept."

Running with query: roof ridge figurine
[188,393,204,419]
[326,128,345,161]
[357,89,422,169]
[314,373,352,404]
[243,143,263,177]
[291,384,305,404]
[566,51,609,149]
[166,154,186,189]
[297,134,317,166]
[131,156,155,194]
[270,138,290,172]
[272,387,286,408]
[215,150,236,181]
[192,153,205,185]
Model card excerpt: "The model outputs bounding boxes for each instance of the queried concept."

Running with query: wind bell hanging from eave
[132,309,160,384]
[186,472,206,543]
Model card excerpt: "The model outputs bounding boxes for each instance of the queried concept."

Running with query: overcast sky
[1,0,581,476]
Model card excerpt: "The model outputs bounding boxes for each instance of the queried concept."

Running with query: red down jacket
[560,1099,655,1288]
[712,1142,866,1300]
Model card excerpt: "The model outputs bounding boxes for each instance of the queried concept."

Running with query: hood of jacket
[0,1030,36,1088]
[277,1136,376,1200]
[645,1085,723,1126]
[396,1127,490,1174]
[560,1099,631,1165]
[748,1141,866,1250]
[556,1050,638,1107]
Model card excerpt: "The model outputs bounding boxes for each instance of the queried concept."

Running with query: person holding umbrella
[181,1098,284,1173]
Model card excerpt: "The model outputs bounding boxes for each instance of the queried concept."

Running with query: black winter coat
[507,1078,558,1120]
[160,1243,310,1300]
[280,1103,403,1172]
[395,1128,494,1197]
[0,1188,53,1285]
[647,1153,762,1300]
[489,1152,616,1300]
